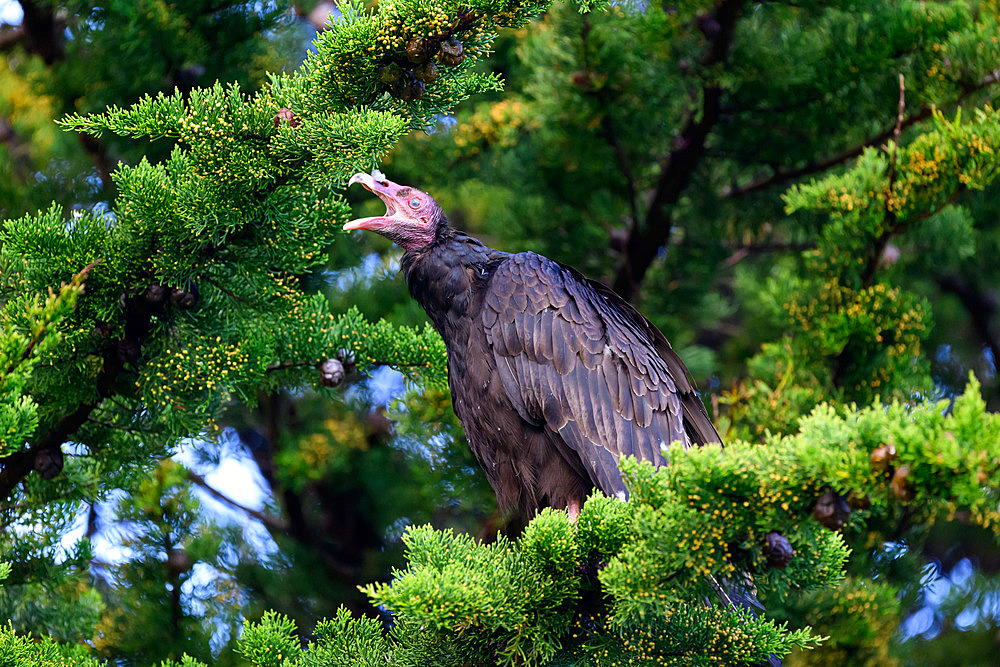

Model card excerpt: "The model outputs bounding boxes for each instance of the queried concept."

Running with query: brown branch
[0,288,156,499]
[719,241,816,268]
[611,0,744,301]
[203,275,246,303]
[728,69,1000,199]
[5,326,42,377]
[0,26,24,51]
[860,73,907,288]
[186,470,289,533]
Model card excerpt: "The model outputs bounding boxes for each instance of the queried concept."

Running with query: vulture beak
[344,171,440,250]
[344,170,400,233]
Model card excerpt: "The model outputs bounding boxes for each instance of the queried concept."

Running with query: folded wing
[482,252,720,497]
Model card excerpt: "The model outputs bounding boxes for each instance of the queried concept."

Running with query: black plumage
[345,172,721,518]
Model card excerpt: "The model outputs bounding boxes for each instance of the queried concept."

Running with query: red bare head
[344,171,444,251]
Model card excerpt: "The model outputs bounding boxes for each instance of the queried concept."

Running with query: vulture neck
[401,226,504,340]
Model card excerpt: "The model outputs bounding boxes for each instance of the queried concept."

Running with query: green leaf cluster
[0,620,104,667]
[215,376,999,666]
[0,269,86,453]
[0,0,551,533]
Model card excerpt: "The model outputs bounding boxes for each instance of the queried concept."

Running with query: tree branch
[186,469,289,533]
[727,69,1000,199]
[203,275,246,303]
[0,290,158,499]
[611,0,744,301]
[860,73,907,288]
[833,75,906,388]
[0,26,24,52]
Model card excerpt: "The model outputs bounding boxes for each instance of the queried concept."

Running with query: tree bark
[611,0,743,301]
[20,0,65,65]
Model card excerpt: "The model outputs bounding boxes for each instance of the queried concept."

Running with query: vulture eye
[408,197,422,209]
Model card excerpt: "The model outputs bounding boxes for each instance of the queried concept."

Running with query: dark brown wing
[482,252,720,498]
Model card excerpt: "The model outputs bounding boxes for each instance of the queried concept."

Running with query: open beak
[344,171,397,232]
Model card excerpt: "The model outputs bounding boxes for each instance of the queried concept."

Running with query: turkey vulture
[345,171,722,519]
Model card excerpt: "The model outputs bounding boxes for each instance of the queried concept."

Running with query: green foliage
[237,611,301,667]
[364,514,582,665]
[0,577,103,647]
[288,607,391,667]
[0,0,555,503]
[0,0,551,630]
[649,376,1000,588]
[776,578,901,667]
[0,1,298,221]
[217,377,998,666]
[721,103,1000,439]
[0,267,86,453]
[0,0,568,660]
[93,460,246,665]
[160,657,209,667]
[0,620,105,667]
[3,0,1000,664]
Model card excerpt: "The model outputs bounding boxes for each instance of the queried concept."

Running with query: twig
[203,275,246,303]
[833,74,907,388]
[860,73,906,287]
[186,469,289,533]
[265,360,314,372]
[728,69,1000,199]
[86,416,151,433]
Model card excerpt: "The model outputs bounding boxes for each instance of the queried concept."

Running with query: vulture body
[345,172,721,518]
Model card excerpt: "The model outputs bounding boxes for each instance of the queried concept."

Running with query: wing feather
[550,318,574,375]
[483,252,720,497]
[614,360,634,421]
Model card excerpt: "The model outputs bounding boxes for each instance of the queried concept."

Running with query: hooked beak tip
[343,217,371,232]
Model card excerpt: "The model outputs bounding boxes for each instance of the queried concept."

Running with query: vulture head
[344,170,444,250]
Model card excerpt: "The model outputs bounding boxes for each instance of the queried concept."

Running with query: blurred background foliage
[1,0,1000,664]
